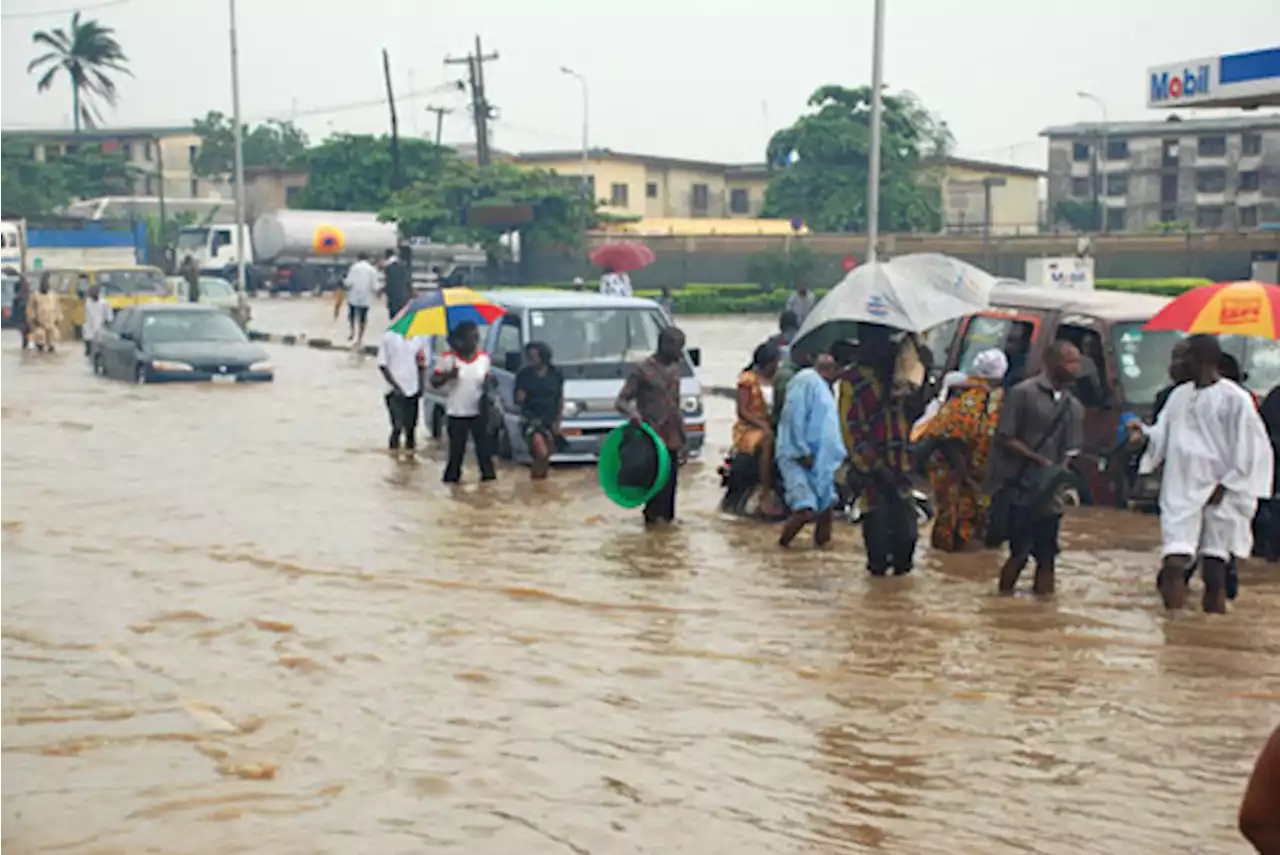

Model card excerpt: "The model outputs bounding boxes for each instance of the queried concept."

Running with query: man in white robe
[1130,334,1274,612]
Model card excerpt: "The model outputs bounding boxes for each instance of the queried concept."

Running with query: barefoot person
[1129,334,1274,613]
[376,328,428,455]
[615,327,687,525]
[514,341,564,480]
[777,355,845,547]
[988,340,1084,595]
[343,251,380,347]
[732,341,784,517]
[432,321,496,484]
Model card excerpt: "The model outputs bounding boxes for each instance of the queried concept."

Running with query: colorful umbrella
[387,287,505,338]
[1143,281,1280,340]
[588,241,656,273]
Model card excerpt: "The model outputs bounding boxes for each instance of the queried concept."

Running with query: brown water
[3,299,1278,854]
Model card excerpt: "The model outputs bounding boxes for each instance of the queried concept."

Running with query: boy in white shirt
[343,251,381,347]
[430,320,496,483]
[376,330,428,454]
[82,284,113,357]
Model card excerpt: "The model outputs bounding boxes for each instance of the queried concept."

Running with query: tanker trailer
[252,210,399,294]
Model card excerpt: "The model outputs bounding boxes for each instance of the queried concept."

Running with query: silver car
[167,276,251,328]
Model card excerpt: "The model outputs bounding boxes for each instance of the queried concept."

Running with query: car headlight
[249,360,273,372]
[681,395,702,415]
[561,400,583,418]
[151,360,193,372]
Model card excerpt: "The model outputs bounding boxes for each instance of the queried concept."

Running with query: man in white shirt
[599,268,633,298]
[376,330,428,454]
[430,320,496,483]
[343,251,381,346]
[785,279,817,326]
[82,284,113,357]
[1129,334,1275,613]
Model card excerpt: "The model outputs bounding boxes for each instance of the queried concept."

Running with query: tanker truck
[176,210,486,294]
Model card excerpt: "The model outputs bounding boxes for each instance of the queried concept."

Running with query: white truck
[175,210,486,294]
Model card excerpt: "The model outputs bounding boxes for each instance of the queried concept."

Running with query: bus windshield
[97,269,168,296]
[532,308,666,365]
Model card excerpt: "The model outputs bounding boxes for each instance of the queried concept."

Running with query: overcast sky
[2,0,1277,170]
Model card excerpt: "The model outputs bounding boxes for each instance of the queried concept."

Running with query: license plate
[210,374,236,384]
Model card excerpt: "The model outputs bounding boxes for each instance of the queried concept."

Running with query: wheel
[134,362,149,384]
[430,405,444,440]
[92,353,105,376]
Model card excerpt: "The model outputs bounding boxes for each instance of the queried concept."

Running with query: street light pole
[229,0,247,292]
[1077,91,1109,233]
[560,66,589,202]
[865,0,886,263]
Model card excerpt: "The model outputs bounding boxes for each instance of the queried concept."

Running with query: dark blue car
[93,304,274,384]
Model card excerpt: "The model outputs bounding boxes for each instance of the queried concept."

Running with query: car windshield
[98,269,167,296]
[533,308,666,365]
[198,278,235,299]
[1112,324,1280,404]
[176,229,208,252]
[140,311,246,344]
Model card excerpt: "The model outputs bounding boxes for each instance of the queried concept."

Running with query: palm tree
[28,12,131,133]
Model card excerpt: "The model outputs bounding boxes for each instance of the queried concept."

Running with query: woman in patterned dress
[730,342,784,517]
[919,348,1008,552]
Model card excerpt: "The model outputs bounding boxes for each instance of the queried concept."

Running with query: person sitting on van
[28,277,62,353]
[82,284,113,357]
[728,341,784,518]
[514,341,564,480]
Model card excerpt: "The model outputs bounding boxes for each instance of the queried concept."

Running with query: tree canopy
[27,12,130,132]
[190,111,310,179]
[761,85,952,234]
[1,138,136,217]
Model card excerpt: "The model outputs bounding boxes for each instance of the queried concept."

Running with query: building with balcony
[1041,114,1280,232]
[510,149,769,220]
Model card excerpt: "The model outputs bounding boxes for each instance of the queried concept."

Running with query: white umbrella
[794,253,997,351]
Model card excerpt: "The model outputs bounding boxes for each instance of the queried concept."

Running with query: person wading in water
[431,321,496,484]
[616,327,687,525]
[514,341,564,480]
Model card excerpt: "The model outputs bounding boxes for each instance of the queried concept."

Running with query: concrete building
[510,149,769,219]
[929,156,1045,236]
[0,126,218,200]
[243,166,310,219]
[1042,114,1280,232]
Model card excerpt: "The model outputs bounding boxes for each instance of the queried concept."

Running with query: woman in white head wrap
[917,348,1009,551]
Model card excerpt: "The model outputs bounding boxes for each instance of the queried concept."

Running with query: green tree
[27,12,131,132]
[190,111,310,179]
[1,137,137,216]
[290,133,450,211]
[761,85,951,233]
[1051,199,1096,233]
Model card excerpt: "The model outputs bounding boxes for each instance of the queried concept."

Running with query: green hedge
[1095,277,1212,296]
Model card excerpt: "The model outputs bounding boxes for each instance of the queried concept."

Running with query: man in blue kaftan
[777,355,847,547]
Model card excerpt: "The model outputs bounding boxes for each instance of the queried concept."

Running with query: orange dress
[920,382,1004,551]
[732,369,769,454]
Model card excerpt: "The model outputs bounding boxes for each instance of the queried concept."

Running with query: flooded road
[3,298,1278,854]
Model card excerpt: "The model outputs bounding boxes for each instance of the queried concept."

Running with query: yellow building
[512,149,771,220]
[929,156,1045,236]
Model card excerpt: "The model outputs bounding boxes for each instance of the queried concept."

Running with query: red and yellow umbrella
[1143,280,1280,340]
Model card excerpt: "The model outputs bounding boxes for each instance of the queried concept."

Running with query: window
[1105,207,1127,231]
[1162,139,1179,167]
[1072,142,1090,162]
[140,310,245,344]
[1240,206,1259,228]
[1240,170,1261,192]
[189,177,199,197]
[957,315,1037,375]
[143,140,154,162]
[188,144,198,166]
[285,186,302,206]
[529,308,682,374]
[1105,139,1129,160]
[1105,174,1128,196]
[609,183,629,207]
[1160,204,1178,223]
[1197,136,1226,157]
[494,316,522,360]
[1160,173,1179,202]
[1195,169,1226,193]
[122,142,133,161]
[64,143,79,156]
[1196,206,1224,229]
[1242,134,1262,156]
[144,175,154,195]
[1057,326,1110,407]
[730,188,750,214]
[691,184,710,212]
[645,182,658,199]
[1111,326,1184,406]
[1071,177,1091,198]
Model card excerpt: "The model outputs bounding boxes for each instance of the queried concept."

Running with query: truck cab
[174,224,252,279]
[423,290,707,464]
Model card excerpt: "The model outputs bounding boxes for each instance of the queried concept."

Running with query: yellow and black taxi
[42,264,175,339]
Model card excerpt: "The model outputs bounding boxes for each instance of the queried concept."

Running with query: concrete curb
[247,329,377,357]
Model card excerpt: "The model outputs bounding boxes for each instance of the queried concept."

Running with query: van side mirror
[687,347,702,368]
[504,351,522,372]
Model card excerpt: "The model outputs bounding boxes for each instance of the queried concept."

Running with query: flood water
[3,298,1278,854]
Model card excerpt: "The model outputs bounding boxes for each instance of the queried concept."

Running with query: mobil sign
[1148,57,1215,106]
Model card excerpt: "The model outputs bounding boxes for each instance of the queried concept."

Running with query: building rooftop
[1041,113,1280,138]
[514,148,767,176]
[928,155,1045,178]
[0,125,194,140]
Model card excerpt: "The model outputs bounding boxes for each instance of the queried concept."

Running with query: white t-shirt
[376,331,428,396]
[599,272,633,297]
[344,260,380,308]
[435,350,491,417]
[83,298,113,342]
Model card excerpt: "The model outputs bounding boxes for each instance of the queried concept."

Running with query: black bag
[984,397,1073,548]
[617,424,659,489]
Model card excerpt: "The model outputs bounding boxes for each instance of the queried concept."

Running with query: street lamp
[865,0,886,263]
[1077,90,1109,233]
[229,0,247,292]
[560,66,590,202]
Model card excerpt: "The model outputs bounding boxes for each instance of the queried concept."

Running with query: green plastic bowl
[598,422,672,508]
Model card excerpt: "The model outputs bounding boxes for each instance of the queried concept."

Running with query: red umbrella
[589,241,656,272]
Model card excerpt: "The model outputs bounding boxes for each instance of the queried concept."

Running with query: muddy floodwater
[3,298,1278,854]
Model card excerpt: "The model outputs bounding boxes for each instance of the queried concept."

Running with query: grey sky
[2,0,1277,170]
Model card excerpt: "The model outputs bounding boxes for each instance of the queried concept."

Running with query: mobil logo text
[1151,65,1210,102]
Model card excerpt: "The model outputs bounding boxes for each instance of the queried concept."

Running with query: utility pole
[426,105,453,146]
[228,0,246,292]
[383,48,403,191]
[864,0,886,263]
[445,36,498,165]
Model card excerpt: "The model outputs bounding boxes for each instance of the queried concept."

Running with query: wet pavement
[3,298,1278,854]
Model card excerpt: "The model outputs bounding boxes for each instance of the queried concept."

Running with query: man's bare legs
[814,508,834,548]
[998,550,1030,594]
[1158,554,1193,609]
[779,509,814,547]
[1200,556,1228,614]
